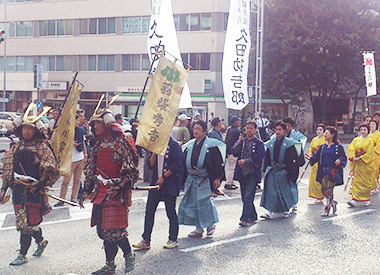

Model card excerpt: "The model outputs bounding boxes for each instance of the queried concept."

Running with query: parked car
[0,112,20,133]
[0,122,8,136]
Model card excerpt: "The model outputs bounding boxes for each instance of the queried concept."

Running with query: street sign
[37,101,43,109]
[0,98,9,103]
[34,64,43,89]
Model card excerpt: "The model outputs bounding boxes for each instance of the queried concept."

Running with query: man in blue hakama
[260,121,303,219]
[178,120,225,237]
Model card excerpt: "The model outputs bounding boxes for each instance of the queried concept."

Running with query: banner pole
[134,56,159,119]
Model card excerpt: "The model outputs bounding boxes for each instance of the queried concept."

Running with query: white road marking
[322,209,375,221]
[179,233,265,253]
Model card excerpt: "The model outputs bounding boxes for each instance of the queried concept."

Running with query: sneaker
[364,201,371,206]
[132,239,150,250]
[42,204,52,215]
[347,200,356,207]
[283,211,290,218]
[10,254,28,266]
[54,201,64,207]
[33,239,48,257]
[292,204,298,211]
[92,261,116,275]
[125,252,136,273]
[315,199,323,204]
[164,240,179,249]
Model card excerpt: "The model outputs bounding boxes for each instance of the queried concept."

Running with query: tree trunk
[321,89,327,124]
[351,85,362,133]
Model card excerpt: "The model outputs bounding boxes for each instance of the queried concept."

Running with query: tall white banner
[363,52,377,97]
[222,0,251,110]
[147,0,192,109]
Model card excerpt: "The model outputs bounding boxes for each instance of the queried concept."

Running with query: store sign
[42,81,68,91]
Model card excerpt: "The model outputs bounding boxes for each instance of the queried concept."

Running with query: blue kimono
[287,130,306,205]
[260,136,302,212]
[178,137,225,228]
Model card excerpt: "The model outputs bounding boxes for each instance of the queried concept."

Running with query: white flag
[147,0,192,109]
[363,52,377,97]
[222,0,251,110]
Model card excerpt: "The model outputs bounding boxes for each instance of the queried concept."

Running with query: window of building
[141,54,150,70]
[181,53,189,66]
[200,53,211,70]
[39,56,56,71]
[39,20,56,36]
[184,53,211,70]
[80,19,88,35]
[80,18,115,35]
[7,22,15,37]
[15,56,33,71]
[89,18,97,34]
[106,55,115,71]
[223,13,228,31]
[142,16,150,33]
[122,54,142,71]
[56,56,64,71]
[190,14,200,31]
[178,14,189,31]
[7,56,14,71]
[173,15,179,31]
[107,18,116,34]
[57,20,73,35]
[79,55,88,71]
[190,53,200,70]
[88,55,96,71]
[122,54,131,70]
[123,16,151,34]
[201,13,212,30]
[64,56,72,71]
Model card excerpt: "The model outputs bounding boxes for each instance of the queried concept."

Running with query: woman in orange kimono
[369,120,380,195]
[308,124,325,203]
[348,123,376,207]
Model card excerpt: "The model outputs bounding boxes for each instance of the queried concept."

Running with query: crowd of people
[1,105,380,274]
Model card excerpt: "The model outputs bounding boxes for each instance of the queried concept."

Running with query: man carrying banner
[0,104,59,265]
[83,107,139,274]
[133,136,183,250]
[178,120,225,237]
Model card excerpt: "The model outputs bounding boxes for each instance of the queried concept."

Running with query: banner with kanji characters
[136,56,188,155]
[222,0,251,110]
[363,52,377,97]
[51,81,83,176]
[147,0,192,109]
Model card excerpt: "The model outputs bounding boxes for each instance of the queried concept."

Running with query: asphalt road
[0,140,379,275]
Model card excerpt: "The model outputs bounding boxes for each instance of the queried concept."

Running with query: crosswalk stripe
[179,233,265,253]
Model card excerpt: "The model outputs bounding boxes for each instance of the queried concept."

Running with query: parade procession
[1,0,380,274]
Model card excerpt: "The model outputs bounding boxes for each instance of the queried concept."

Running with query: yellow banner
[51,80,83,176]
[136,56,188,155]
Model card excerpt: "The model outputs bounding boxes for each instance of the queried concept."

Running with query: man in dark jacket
[133,137,183,250]
[232,121,265,226]
[224,115,241,189]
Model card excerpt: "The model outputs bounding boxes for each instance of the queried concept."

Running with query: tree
[258,0,380,124]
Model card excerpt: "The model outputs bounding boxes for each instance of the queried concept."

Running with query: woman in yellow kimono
[348,123,376,206]
[308,124,326,203]
[369,120,380,194]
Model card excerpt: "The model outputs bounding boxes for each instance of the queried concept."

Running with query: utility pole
[254,0,264,117]
[3,0,6,112]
